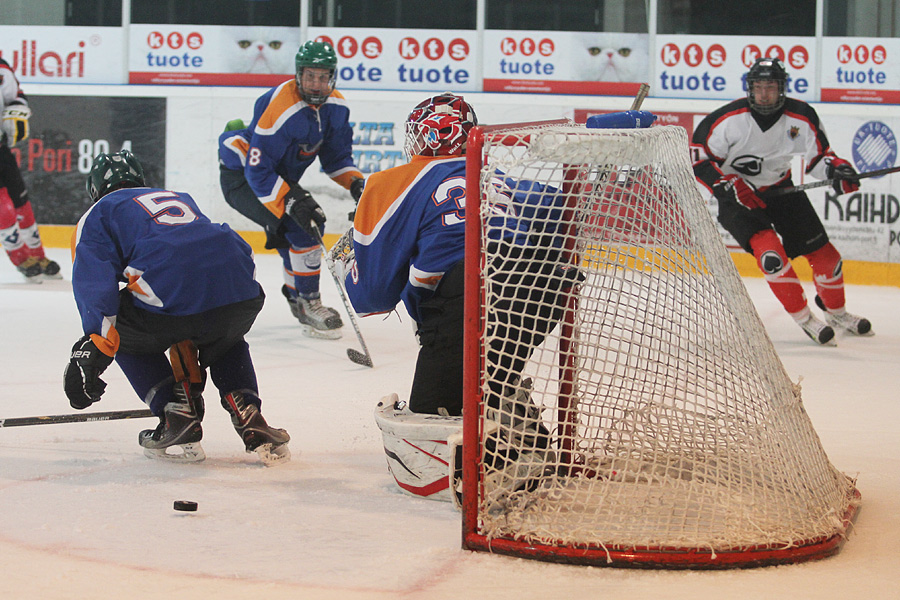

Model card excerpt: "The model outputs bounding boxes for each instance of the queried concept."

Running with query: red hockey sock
[806,242,845,311]
[14,201,45,258]
[0,187,15,230]
[749,230,808,316]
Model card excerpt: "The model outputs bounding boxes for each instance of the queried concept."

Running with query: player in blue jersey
[64,150,290,465]
[0,57,61,282]
[218,40,365,339]
[335,94,577,500]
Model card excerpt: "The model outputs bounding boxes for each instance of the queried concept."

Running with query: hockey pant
[112,288,265,416]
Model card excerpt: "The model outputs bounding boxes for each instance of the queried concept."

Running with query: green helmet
[86,150,146,202]
[295,40,337,105]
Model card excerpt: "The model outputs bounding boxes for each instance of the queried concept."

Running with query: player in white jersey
[0,57,60,282]
[692,57,872,345]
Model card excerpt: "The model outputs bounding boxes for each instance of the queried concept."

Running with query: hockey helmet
[86,150,146,202]
[295,40,337,105]
[404,93,478,160]
[746,57,787,116]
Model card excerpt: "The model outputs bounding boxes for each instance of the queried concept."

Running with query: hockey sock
[15,201,45,258]
[806,242,845,311]
[115,351,177,415]
[749,230,807,316]
[280,244,321,297]
[208,340,260,401]
[0,187,28,265]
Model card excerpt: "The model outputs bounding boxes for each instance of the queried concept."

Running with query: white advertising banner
[0,26,125,84]
[654,35,817,103]
[129,24,300,86]
[820,37,900,104]
[482,30,649,96]
[307,27,479,92]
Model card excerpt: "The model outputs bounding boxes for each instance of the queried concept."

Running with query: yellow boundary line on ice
[39,225,900,287]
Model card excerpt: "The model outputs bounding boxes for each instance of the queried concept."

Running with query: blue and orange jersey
[72,187,261,356]
[346,155,562,323]
[217,79,362,218]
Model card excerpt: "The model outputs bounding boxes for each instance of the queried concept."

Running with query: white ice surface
[0,248,897,599]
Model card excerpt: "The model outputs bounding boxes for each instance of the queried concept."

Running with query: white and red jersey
[691,97,839,193]
[0,58,28,112]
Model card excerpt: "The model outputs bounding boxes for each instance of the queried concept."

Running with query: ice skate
[138,384,206,462]
[15,257,43,283]
[482,378,555,509]
[37,257,62,280]
[282,286,343,339]
[815,296,873,336]
[797,313,836,346]
[221,391,291,465]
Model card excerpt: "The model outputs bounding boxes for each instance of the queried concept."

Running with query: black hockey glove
[64,335,114,410]
[263,219,290,250]
[826,157,860,195]
[284,184,326,236]
[350,177,365,203]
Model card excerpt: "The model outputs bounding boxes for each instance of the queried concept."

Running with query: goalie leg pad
[374,394,462,502]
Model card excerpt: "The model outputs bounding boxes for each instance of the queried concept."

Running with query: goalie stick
[764,164,900,196]
[631,83,650,110]
[312,225,374,368]
[0,408,154,428]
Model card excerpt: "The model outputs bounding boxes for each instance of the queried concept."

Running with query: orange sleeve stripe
[90,331,118,357]
[331,171,364,189]
[354,157,441,237]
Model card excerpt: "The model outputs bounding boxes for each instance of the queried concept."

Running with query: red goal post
[460,120,859,569]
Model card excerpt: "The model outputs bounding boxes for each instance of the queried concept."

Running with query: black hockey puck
[173,500,198,512]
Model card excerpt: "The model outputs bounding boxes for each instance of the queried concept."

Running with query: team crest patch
[789,126,799,139]
[852,121,897,174]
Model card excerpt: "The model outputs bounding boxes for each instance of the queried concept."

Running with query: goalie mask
[86,150,146,202]
[746,57,787,116]
[295,40,338,105]
[404,93,477,160]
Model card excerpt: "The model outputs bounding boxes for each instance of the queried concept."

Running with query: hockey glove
[330,227,356,281]
[263,219,290,250]
[1,104,31,146]
[712,174,766,210]
[64,335,114,410]
[284,184,326,236]
[826,157,860,195]
[350,177,365,203]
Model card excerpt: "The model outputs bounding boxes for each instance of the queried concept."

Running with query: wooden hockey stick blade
[765,164,900,196]
[0,408,155,428]
[630,83,650,110]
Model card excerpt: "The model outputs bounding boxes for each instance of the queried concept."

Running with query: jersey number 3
[134,192,198,226]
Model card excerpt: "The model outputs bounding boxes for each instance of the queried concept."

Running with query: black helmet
[746,57,787,116]
[86,150,145,202]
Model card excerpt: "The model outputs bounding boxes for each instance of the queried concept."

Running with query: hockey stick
[631,83,650,110]
[0,408,154,428]
[765,164,900,196]
[312,226,374,368]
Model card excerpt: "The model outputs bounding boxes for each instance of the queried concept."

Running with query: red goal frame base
[463,489,860,569]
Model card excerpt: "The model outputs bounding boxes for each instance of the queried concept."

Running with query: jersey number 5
[134,191,198,226]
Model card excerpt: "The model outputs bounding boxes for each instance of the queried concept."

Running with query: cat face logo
[297,140,323,158]
[730,154,763,176]
[789,126,799,139]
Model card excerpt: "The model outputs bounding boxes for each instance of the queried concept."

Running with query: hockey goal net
[460,120,859,568]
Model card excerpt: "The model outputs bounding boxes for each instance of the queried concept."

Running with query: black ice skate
[38,257,62,280]
[16,257,43,283]
[282,285,343,340]
[221,391,291,465]
[138,382,206,462]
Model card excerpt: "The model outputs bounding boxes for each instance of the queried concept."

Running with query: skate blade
[252,442,291,466]
[301,324,342,340]
[143,442,206,462]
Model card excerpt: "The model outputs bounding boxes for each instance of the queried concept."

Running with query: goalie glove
[64,335,114,410]
[350,177,365,203]
[712,173,766,210]
[826,157,860,195]
[1,104,31,146]
[284,184,326,236]
[330,227,357,281]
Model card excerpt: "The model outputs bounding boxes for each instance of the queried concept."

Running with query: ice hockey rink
[1,247,897,600]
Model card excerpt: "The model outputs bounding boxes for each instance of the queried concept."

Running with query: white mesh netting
[470,123,858,559]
